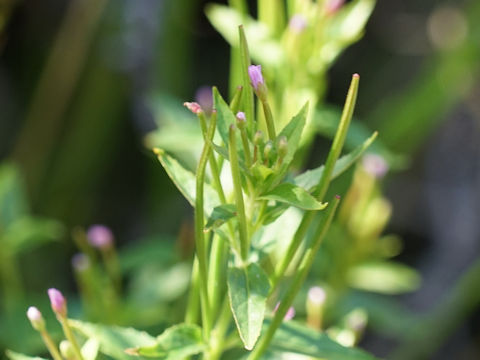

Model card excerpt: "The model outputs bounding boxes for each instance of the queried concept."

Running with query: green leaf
[205,204,237,232]
[259,183,327,210]
[3,217,64,255]
[227,262,271,350]
[0,163,28,229]
[269,320,379,360]
[277,102,308,168]
[347,261,421,294]
[81,338,99,360]
[205,5,284,67]
[294,131,377,191]
[127,324,205,359]
[5,351,47,360]
[69,319,156,360]
[155,149,220,214]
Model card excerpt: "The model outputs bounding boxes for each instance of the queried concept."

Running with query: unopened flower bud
[289,14,307,33]
[48,288,67,318]
[254,131,264,145]
[27,306,45,331]
[277,136,288,159]
[87,225,114,249]
[236,112,247,129]
[263,140,274,163]
[248,65,268,101]
[60,340,75,359]
[71,253,90,272]
[306,286,326,329]
[183,102,203,115]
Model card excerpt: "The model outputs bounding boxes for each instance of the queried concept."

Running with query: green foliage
[227,263,271,350]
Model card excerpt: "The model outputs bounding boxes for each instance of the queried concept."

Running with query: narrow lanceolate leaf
[269,320,379,360]
[5,351,47,360]
[81,339,99,360]
[277,102,308,167]
[294,131,377,191]
[127,324,205,359]
[228,262,271,350]
[154,149,220,214]
[347,261,421,295]
[68,320,156,360]
[205,204,237,232]
[258,183,327,211]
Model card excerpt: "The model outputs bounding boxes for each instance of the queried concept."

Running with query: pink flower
[362,153,388,179]
[325,0,345,15]
[289,14,307,33]
[248,65,264,91]
[183,102,202,114]
[274,302,296,321]
[48,288,67,317]
[87,225,114,249]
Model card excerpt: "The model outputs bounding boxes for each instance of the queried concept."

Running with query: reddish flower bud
[27,306,45,331]
[183,102,202,114]
[48,288,67,318]
[87,225,114,249]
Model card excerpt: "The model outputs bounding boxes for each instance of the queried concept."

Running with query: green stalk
[185,257,200,324]
[248,196,340,360]
[60,318,84,360]
[271,74,359,290]
[260,100,276,141]
[229,125,249,261]
[40,330,63,360]
[238,125,252,168]
[195,111,218,339]
[208,297,235,360]
[239,26,255,135]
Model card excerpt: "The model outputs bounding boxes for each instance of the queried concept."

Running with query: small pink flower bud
[289,14,307,33]
[362,153,389,179]
[236,112,247,129]
[27,306,45,331]
[87,225,114,249]
[48,288,67,318]
[274,302,296,321]
[248,65,264,91]
[248,65,268,101]
[325,0,345,15]
[183,101,202,114]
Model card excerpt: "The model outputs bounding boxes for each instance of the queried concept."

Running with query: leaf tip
[124,347,140,356]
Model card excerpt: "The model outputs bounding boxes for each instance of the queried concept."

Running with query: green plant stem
[185,257,200,324]
[261,100,276,141]
[248,196,340,360]
[270,74,359,291]
[60,318,84,360]
[209,297,234,360]
[239,26,255,135]
[239,126,253,168]
[195,111,218,340]
[229,125,250,261]
[208,234,228,320]
[100,246,121,294]
[40,330,63,360]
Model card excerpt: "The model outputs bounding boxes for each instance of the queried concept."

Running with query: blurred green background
[0,0,479,358]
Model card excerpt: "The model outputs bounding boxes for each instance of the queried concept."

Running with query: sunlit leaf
[259,183,327,210]
[269,320,379,360]
[294,131,377,191]
[205,204,237,232]
[127,324,205,359]
[228,262,271,350]
[155,149,220,214]
[347,261,421,294]
[206,4,284,67]
[69,320,156,360]
[5,351,47,360]
[81,338,99,360]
